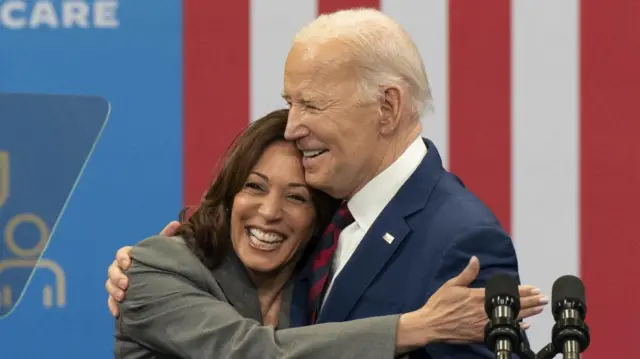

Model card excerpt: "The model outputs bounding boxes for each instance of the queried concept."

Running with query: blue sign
[0,93,110,319]
[0,1,183,357]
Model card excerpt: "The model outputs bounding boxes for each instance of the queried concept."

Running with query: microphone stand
[535,343,558,359]
[535,317,590,359]
[513,335,536,359]
[485,321,536,359]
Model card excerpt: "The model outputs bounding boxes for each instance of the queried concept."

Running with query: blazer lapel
[318,138,445,323]
[211,252,263,323]
[289,266,312,327]
[318,205,411,323]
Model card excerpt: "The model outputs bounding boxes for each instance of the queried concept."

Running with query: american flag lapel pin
[383,232,394,244]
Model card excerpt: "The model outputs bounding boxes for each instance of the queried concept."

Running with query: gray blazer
[114,236,401,359]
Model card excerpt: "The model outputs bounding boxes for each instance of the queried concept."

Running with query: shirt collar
[347,136,427,232]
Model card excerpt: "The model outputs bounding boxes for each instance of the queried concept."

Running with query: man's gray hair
[293,8,432,117]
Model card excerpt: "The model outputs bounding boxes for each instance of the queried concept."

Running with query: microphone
[484,273,524,359]
[551,275,590,359]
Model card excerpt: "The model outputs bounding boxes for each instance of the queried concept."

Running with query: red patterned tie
[308,202,354,323]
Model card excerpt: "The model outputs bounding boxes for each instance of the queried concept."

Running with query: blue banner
[0,1,183,357]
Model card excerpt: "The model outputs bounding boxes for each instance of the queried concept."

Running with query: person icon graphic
[0,151,8,208]
[0,212,66,312]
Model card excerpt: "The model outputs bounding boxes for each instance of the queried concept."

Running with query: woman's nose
[257,192,283,220]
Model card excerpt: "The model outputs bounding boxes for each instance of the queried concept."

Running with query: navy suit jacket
[290,138,522,358]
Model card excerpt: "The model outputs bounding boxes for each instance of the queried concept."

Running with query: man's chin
[305,172,345,198]
[304,171,328,189]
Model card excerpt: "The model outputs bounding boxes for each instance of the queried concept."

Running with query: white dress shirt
[322,136,428,305]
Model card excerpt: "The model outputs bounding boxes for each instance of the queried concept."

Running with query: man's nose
[258,192,283,221]
[284,109,306,141]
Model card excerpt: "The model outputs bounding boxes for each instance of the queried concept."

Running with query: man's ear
[379,86,403,135]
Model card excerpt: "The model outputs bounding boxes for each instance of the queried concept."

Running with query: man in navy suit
[105,8,547,357]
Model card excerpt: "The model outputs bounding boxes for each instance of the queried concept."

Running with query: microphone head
[552,275,586,319]
[485,273,520,316]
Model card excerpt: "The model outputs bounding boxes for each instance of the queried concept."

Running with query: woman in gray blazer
[115,109,461,358]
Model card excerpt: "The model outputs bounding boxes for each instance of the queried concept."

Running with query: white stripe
[250,0,316,122]
[382,0,449,168]
[512,0,580,350]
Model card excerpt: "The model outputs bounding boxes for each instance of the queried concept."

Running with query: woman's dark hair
[174,109,340,270]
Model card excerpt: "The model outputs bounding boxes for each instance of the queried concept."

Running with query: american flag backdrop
[182,0,640,357]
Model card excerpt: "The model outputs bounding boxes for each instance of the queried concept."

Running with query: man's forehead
[285,40,352,75]
[288,39,346,61]
[282,71,331,99]
[283,68,350,101]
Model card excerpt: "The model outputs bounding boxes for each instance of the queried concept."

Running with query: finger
[521,294,549,309]
[517,305,545,320]
[518,285,541,296]
[160,221,181,236]
[105,278,118,298]
[448,256,480,287]
[108,297,120,318]
[105,278,115,295]
[108,260,129,290]
[105,278,125,301]
[115,246,133,270]
[520,321,531,331]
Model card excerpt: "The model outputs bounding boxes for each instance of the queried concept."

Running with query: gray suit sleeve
[117,236,399,359]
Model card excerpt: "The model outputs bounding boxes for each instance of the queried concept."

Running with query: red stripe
[312,243,336,270]
[183,0,250,206]
[448,1,512,233]
[580,1,640,357]
[317,0,380,15]
[323,223,336,236]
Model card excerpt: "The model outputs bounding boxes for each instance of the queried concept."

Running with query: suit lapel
[211,252,263,323]
[289,267,312,327]
[318,203,411,323]
[318,138,445,323]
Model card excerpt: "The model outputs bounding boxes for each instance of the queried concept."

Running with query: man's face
[282,41,384,199]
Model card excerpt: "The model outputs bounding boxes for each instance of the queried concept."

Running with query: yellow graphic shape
[0,151,8,207]
[0,259,66,308]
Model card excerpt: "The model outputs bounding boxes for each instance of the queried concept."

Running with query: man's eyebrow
[283,92,324,105]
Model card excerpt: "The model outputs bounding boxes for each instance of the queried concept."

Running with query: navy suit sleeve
[422,226,522,359]
[436,225,520,289]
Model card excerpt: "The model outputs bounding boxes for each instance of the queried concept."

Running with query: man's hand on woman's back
[105,221,181,317]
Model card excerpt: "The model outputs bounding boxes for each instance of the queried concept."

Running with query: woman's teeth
[247,227,285,251]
